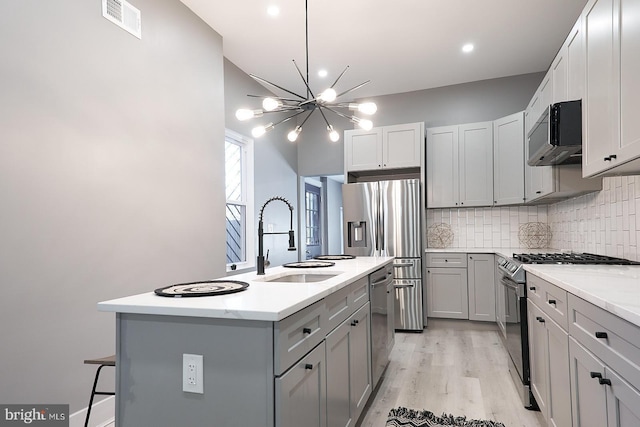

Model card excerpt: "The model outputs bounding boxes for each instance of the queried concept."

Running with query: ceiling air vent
[102,0,142,39]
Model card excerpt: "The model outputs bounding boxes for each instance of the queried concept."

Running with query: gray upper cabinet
[566,17,584,101]
[582,0,640,177]
[344,128,383,172]
[426,122,493,208]
[345,122,423,173]
[493,112,525,205]
[426,125,458,208]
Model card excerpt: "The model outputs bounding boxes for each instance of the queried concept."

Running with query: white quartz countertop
[523,264,640,328]
[425,247,559,258]
[98,257,394,322]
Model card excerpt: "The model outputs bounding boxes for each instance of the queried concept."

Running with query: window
[225,130,254,269]
[305,183,321,248]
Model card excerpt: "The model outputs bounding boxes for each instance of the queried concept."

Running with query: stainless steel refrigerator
[342,179,423,331]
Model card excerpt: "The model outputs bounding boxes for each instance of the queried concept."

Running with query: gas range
[497,252,640,284]
[512,252,640,265]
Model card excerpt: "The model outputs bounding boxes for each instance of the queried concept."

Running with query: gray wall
[224,60,299,269]
[0,0,225,414]
[297,72,545,177]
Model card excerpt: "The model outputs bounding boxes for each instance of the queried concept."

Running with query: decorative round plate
[427,223,454,248]
[313,255,355,261]
[518,222,552,249]
[283,261,336,268]
[154,280,249,297]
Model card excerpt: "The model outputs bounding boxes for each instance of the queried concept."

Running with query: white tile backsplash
[426,205,548,248]
[426,176,640,261]
[548,176,640,261]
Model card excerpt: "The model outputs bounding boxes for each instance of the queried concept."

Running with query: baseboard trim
[69,396,115,427]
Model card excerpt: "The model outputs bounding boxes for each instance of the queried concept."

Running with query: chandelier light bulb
[349,102,377,115]
[251,123,274,138]
[319,88,337,103]
[358,102,377,115]
[287,126,302,142]
[236,109,263,121]
[357,118,373,131]
[327,126,340,142]
[262,97,282,111]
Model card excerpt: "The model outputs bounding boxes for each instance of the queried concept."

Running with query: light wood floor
[357,319,546,427]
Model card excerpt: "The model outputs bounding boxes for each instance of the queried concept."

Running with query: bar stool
[84,355,116,427]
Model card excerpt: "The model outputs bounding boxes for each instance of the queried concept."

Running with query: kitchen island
[98,256,393,427]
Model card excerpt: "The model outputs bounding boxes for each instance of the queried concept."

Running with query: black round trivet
[154,280,249,297]
[282,261,335,268]
[313,255,356,260]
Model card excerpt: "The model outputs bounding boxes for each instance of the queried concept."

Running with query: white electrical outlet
[183,354,204,394]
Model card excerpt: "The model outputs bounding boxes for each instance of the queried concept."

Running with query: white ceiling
[179,0,588,99]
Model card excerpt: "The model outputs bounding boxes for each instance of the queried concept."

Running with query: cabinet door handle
[548,299,556,305]
[536,191,542,194]
[595,331,608,339]
[351,319,359,326]
[604,156,611,161]
[303,327,312,334]
[590,372,603,379]
[599,378,612,386]
[536,316,545,323]
[304,364,313,370]
[529,286,536,291]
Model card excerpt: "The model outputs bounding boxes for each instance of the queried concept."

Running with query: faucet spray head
[288,230,296,251]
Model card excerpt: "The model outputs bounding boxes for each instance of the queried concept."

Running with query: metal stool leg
[84,364,115,427]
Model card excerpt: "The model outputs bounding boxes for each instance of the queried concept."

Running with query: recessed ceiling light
[462,43,474,53]
[318,69,328,78]
[267,5,280,17]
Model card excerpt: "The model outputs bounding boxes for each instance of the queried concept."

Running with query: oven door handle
[500,276,525,298]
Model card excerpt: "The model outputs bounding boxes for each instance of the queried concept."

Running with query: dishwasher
[370,263,394,386]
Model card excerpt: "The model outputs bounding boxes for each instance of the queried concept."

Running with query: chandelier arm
[316,106,333,128]
[292,60,315,99]
[336,80,371,98]
[322,105,355,121]
[271,110,308,128]
[247,94,303,103]
[249,74,307,100]
[299,109,316,128]
[330,66,350,89]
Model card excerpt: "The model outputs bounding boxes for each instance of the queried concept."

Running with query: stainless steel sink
[260,272,340,283]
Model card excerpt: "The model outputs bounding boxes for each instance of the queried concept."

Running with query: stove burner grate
[513,252,640,265]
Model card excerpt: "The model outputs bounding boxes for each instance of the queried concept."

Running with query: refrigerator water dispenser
[347,221,367,248]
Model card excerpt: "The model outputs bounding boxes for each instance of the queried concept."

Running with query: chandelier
[235,0,377,143]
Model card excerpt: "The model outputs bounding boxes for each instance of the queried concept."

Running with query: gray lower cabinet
[567,293,640,427]
[528,300,572,427]
[426,267,468,319]
[426,252,495,322]
[276,342,327,427]
[569,337,608,427]
[326,302,372,427]
[568,337,640,427]
[426,253,468,319]
[467,254,495,322]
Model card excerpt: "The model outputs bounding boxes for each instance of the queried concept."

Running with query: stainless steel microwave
[527,100,582,166]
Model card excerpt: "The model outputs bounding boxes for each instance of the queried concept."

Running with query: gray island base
[100,256,395,427]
